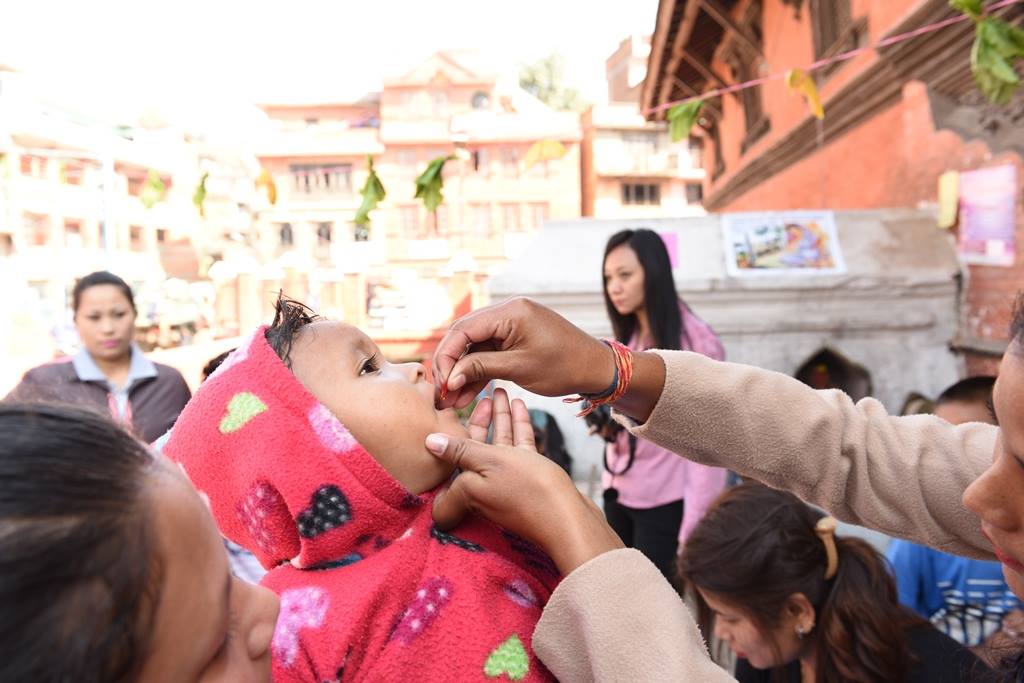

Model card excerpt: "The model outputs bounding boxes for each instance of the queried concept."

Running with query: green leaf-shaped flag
[140,169,167,209]
[666,100,704,143]
[950,0,983,20]
[414,154,457,214]
[193,171,208,218]
[955,0,1024,105]
[354,156,386,228]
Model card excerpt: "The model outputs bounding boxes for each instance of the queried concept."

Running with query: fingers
[491,389,513,447]
[425,433,492,474]
[432,475,476,531]
[432,303,507,389]
[447,349,521,396]
[467,397,492,443]
[510,398,537,451]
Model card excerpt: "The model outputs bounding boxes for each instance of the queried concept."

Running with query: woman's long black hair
[602,228,687,350]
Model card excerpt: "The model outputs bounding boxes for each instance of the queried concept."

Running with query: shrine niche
[794,348,872,401]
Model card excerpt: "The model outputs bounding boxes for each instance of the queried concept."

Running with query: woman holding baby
[2,295,1022,681]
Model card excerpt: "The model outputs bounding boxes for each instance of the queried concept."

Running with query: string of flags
[662,0,1023,141]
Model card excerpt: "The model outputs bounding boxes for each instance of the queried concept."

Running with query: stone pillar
[342,272,368,328]
[237,272,263,333]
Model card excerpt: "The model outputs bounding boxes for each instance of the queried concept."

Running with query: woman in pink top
[601,229,728,579]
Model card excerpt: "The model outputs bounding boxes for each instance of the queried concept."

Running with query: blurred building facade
[642,0,1024,374]
[251,51,582,359]
[581,36,706,219]
[0,64,264,390]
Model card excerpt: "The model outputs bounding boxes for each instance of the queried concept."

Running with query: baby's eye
[359,354,380,376]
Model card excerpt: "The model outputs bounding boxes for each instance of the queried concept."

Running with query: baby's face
[288,321,467,494]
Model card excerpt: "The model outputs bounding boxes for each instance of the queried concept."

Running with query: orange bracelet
[564,339,634,418]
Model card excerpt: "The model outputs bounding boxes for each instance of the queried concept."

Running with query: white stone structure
[489,210,963,479]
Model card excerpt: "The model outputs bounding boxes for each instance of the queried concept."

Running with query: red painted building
[643,0,1024,373]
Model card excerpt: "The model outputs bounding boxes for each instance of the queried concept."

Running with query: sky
[0,0,658,132]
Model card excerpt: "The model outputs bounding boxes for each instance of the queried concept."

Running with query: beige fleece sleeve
[533,548,735,683]
[621,351,997,559]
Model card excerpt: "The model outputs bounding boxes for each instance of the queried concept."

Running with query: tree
[519,54,586,112]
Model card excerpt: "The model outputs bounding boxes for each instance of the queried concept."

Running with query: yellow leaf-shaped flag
[937,170,960,229]
[786,69,824,120]
[256,168,277,205]
[523,139,567,169]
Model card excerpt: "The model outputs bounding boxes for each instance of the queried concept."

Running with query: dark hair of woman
[265,291,321,368]
[679,483,928,683]
[0,403,161,682]
[602,228,687,351]
[72,270,137,314]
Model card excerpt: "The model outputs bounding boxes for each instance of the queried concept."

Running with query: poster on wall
[958,164,1018,267]
[722,211,846,277]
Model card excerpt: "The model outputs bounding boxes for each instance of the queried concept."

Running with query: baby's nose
[398,361,427,384]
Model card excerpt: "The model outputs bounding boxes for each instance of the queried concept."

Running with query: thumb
[432,476,476,531]
[425,432,489,473]
[447,349,522,393]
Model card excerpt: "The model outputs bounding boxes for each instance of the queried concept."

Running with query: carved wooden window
[728,0,770,153]
[810,0,854,60]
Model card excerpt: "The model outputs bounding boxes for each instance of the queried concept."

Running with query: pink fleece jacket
[163,327,558,682]
[603,304,728,543]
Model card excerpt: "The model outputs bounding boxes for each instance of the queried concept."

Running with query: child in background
[888,377,1024,652]
[163,297,558,682]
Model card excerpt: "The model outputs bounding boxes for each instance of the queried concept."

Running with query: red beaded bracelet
[564,339,634,418]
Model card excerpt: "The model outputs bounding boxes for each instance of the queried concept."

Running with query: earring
[796,625,806,639]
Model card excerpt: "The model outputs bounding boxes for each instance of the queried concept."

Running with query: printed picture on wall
[723,211,846,277]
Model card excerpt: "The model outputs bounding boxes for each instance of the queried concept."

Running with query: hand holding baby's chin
[424,390,624,574]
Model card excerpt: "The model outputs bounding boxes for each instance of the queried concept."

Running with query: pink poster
[659,231,679,269]
[958,165,1018,267]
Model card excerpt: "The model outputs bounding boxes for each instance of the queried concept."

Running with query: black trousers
[603,490,684,581]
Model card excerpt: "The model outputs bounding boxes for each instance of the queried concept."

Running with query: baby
[162,298,559,682]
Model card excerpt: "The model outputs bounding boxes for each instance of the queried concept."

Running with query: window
[353,224,370,242]
[20,155,46,178]
[0,234,13,257]
[621,183,661,206]
[23,212,49,246]
[279,222,294,247]
[317,222,333,245]
[686,183,704,205]
[500,148,519,178]
[290,164,352,194]
[129,225,145,252]
[810,0,854,60]
[397,149,417,176]
[431,91,449,117]
[305,118,319,126]
[62,160,85,186]
[470,203,492,236]
[688,138,703,168]
[622,131,661,158]
[526,203,549,230]
[156,228,168,244]
[471,149,490,175]
[64,219,83,249]
[434,206,449,236]
[471,91,491,110]
[500,204,520,232]
[400,206,420,238]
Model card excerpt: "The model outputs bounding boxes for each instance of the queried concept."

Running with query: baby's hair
[265,292,320,368]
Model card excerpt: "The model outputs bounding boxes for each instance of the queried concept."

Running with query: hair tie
[815,516,839,580]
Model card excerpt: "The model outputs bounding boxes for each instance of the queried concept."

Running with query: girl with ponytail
[679,483,983,682]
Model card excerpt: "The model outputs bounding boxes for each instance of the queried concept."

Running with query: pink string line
[644,0,1022,117]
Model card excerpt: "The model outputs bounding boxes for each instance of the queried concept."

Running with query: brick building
[642,0,1024,373]
[581,36,706,219]
[251,51,581,360]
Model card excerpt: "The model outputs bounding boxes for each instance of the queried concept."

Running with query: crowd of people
[4,225,1024,681]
